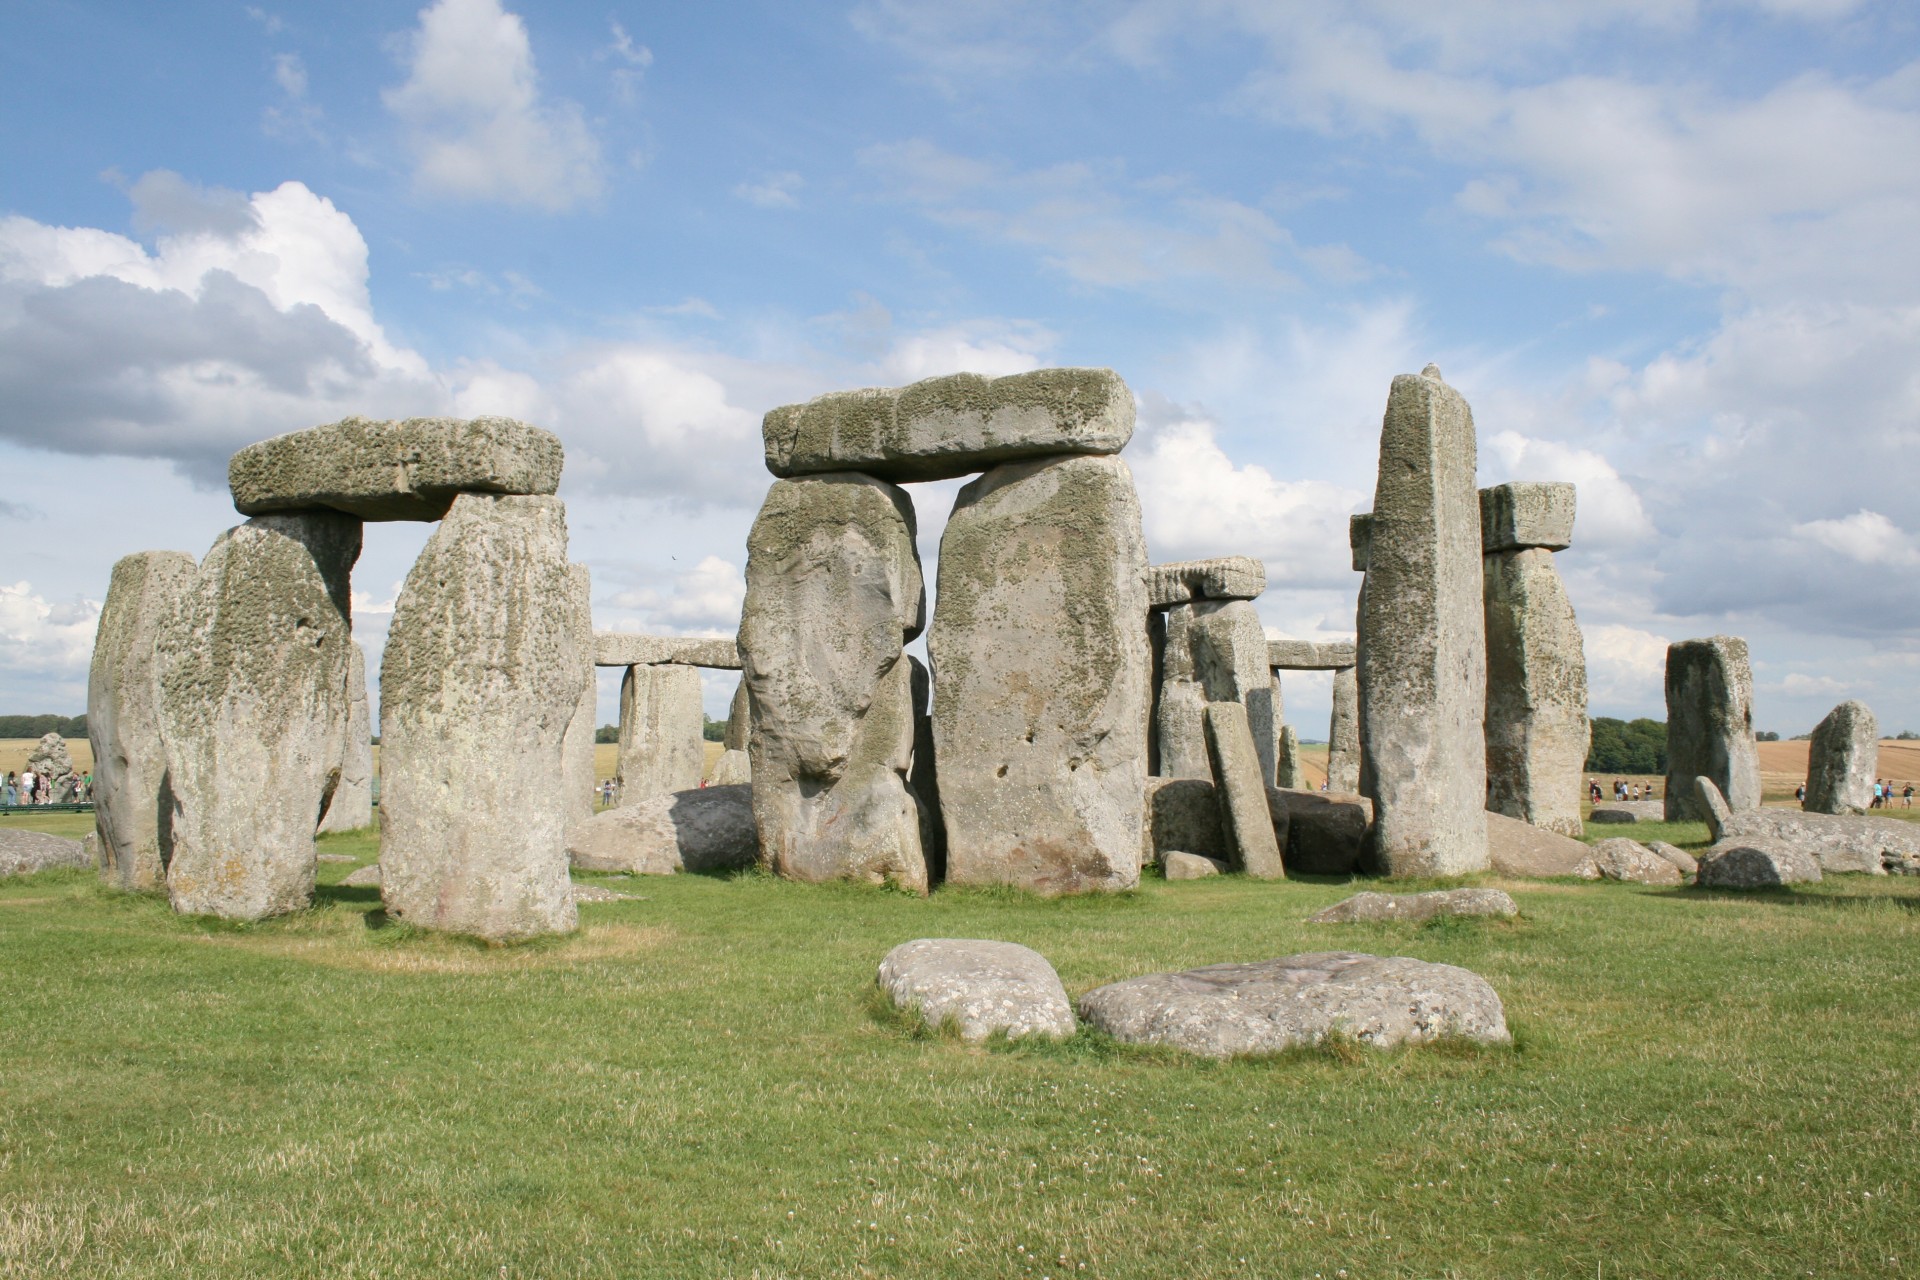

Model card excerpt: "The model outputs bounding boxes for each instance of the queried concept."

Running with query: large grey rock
[379,494,580,942]
[559,565,598,834]
[1356,367,1488,876]
[1309,888,1518,924]
[1275,724,1307,790]
[1701,796,1914,876]
[1486,809,1595,878]
[1267,639,1357,670]
[1153,604,1212,781]
[709,750,751,786]
[0,828,92,878]
[932,454,1149,893]
[1078,952,1511,1058]
[1804,700,1878,815]
[1694,776,1734,833]
[877,939,1077,1042]
[1479,481,1575,553]
[25,734,76,801]
[1204,702,1286,879]
[229,416,562,521]
[1696,839,1823,889]
[617,664,705,803]
[1325,666,1360,795]
[318,645,374,834]
[339,862,382,888]
[740,473,928,892]
[155,513,359,921]
[1148,557,1265,607]
[1647,842,1699,876]
[1484,543,1589,837]
[1582,837,1685,886]
[567,784,758,875]
[1664,637,1761,820]
[1163,851,1228,879]
[594,633,741,669]
[89,550,198,890]
[764,368,1133,484]
[1143,777,1228,866]
[1269,788,1370,875]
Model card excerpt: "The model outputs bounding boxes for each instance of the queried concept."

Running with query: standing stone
[1356,366,1488,876]
[1158,601,1275,782]
[932,454,1150,893]
[318,645,374,833]
[1275,724,1307,790]
[379,494,580,941]
[740,473,928,891]
[559,565,598,833]
[155,513,360,921]
[1804,700,1877,815]
[1325,667,1360,794]
[1203,702,1285,879]
[617,664,705,803]
[709,679,753,786]
[1664,637,1761,821]
[1155,604,1213,780]
[26,734,78,801]
[90,550,197,890]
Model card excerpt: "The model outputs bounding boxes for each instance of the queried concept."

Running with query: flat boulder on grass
[339,863,382,888]
[1582,838,1686,886]
[877,939,1076,1043]
[1162,851,1227,880]
[1587,801,1664,825]
[567,785,757,876]
[0,828,92,878]
[1078,952,1510,1058]
[1648,842,1699,877]
[1696,840,1823,889]
[1309,889,1517,924]
[1486,810,1594,878]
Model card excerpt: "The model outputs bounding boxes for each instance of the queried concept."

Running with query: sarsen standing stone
[1804,699,1877,816]
[1664,637,1761,821]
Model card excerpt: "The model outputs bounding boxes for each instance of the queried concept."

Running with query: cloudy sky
[3,0,1918,736]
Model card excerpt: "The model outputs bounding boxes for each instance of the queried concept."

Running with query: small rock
[339,863,382,887]
[0,828,92,878]
[1162,851,1227,880]
[568,784,758,875]
[1486,810,1594,878]
[1646,842,1699,877]
[1583,838,1685,886]
[1309,888,1518,924]
[1696,839,1822,889]
[877,939,1076,1043]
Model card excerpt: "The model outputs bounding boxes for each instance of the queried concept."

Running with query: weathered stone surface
[559,565,598,834]
[1697,839,1823,889]
[723,678,750,751]
[26,734,77,800]
[1804,700,1878,815]
[1587,800,1665,824]
[1267,639,1357,670]
[1695,776,1734,833]
[765,368,1133,484]
[618,664,705,803]
[1154,606,1211,781]
[1158,600,1277,782]
[1325,666,1360,795]
[1664,637,1761,820]
[1205,702,1286,879]
[1310,888,1518,924]
[594,633,741,669]
[339,862,382,888]
[1647,841,1699,877]
[229,416,563,521]
[1486,810,1594,878]
[90,550,198,890]
[156,513,359,921]
[1484,545,1589,837]
[1163,850,1228,879]
[0,827,92,878]
[709,750,751,786]
[1702,800,1915,876]
[1078,951,1510,1058]
[1582,837,1685,885]
[1349,514,1373,572]
[1143,777,1228,866]
[567,784,757,875]
[318,645,374,834]
[932,454,1149,893]
[1357,366,1488,876]
[741,474,928,891]
[379,494,580,942]
[1480,482,1575,553]
[1275,724,1307,790]
[571,881,641,903]
[1148,557,1265,607]
[1270,788,1370,875]
[876,939,1076,1042]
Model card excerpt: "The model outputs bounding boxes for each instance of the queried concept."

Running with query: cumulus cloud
[0,582,99,677]
[383,0,603,211]
[1485,430,1654,546]
[1792,510,1920,568]
[604,556,745,635]
[1582,623,1669,712]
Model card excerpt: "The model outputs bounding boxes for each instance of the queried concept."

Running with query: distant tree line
[1585,717,1666,774]
[595,724,618,744]
[0,714,86,739]
[703,717,726,742]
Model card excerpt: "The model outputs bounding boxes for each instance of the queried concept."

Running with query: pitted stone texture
[1350,514,1373,572]
[877,939,1076,1042]
[1582,838,1685,886]
[1804,700,1878,815]
[932,455,1150,893]
[1267,640,1357,670]
[0,828,93,878]
[1325,667,1360,795]
[1270,788,1370,876]
[1480,482,1576,553]
[156,513,360,921]
[229,416,562,521]
[379,495,580,942]
[618,664,705,804]
[318,645,374,834]
[1164,851,1228,879]
[1077,951,1511,1058]
[595,633,741,669]
[1664,637,1761,821]
[1158,600,1276,782]
[1310,889,1518,925]
[90,550,197,890]
[1147,557,1266,607]
[1484,546,1589,837]
[1143,777,1228,866]
[26,735,77,800]
[1702,801,1915,876]
[567,784,758,875]
[1357,366,1488,876]
[1204,702,1286,879]
[1486,810,1594,878]
[559,565,597,834]
[741,474,928,892]
[765,368,1133,484]
[1276,725,1307,790]
[1697,839,1823,889]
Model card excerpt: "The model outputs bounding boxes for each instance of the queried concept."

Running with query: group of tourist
[1589,779,1658,803]
[3,769,90,806]
[1870,780,1913,809]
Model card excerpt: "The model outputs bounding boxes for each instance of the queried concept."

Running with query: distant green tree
[1898,731,1920,741]
[703,717,726,742]
[0,714,86,739]
[594,724,618,745]
[1756,730,1780,742]
[1584,717,1666,773]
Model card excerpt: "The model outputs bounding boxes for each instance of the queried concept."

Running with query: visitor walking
[2,772,14,805]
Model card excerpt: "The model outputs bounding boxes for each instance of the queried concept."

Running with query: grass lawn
[3,824,1916,1278]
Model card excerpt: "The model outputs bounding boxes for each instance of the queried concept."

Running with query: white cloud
[733,171,803,209]
[1582,623,1669,712]
[1485,430,1654,546]
[0,582,99,678]
[1779,672,1849,697]
[1793,510,1920,568]
[604,556,745,636]
[383,0,603,211]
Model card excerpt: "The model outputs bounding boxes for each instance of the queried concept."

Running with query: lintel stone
[1147,557,1266,607]
[1267,639,1357,671]
[594,633,741,669]
[1480,482,1575,553]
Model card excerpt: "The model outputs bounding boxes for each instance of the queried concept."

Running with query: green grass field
[3,818,1916,1278]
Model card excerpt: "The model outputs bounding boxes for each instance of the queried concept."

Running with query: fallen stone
[1702,802,1914,876]
[318,644,374,834]
[618,663,706,803]
[1325,667,1360,795]
[1191,601,1278,782]
[876,939,1076,1042]
[1664,637,1761,820]
[0,828,92,878]
[1267,639,1357,670]
[1647,841,1699,876]
[1486,809,1595,878]
[1143,777,1228,866]
[1163,851,1228,879]
[1804,699,1877,815]
[1483,541,1588,838]
[594,633,741,669]
[339,863,381,887]
[315,853,355,863]
[1077,951,1510,1058]
[1587,801,1665,824]
[229,415,563,521]
[1696,839,1823,889]
[1695,776,1734,833]
[765,368,1133,484]
[1309,889,1518,924]
[1147,557,1265,607]
[567,784,758,876]
[1205,702,1286,879]
[1269,788,1370,876]
[1479,481,1575,553]
[1582,837,1685,886]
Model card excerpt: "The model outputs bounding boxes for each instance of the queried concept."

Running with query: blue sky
[2,0,1918,737]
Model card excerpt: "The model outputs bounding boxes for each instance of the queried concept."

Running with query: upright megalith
[1804,699,1878,815]
[1664,637,1761,821]
[155,513,360,920]
[708,679,752,786]
[559,565,598,832]
[1355,365,1488,876]
[1275,724,1307,790]
[1151,558,1270,781]
[740,473,929,891]
[90,550,197,889]
[617,664,705,802]
[932,454,1151,893]
[318,645,374,833]
[379,494,581,941]
[1481,482,1588,837]
[1326,666,1360,794]
[26,735,78,801]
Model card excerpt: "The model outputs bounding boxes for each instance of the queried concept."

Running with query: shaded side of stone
[1143,776,1228,866]
[1325,666,1360,795]
[1204,702,1285,879]
[1484,546,1589,837]
[1804,699,1877,815]
[567,784,757,875]
[1276,724,1307,790]
[1270,787,1369,875]
[909,655,946,886]
[1664,637,1761,820]
[318,644,375,834]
